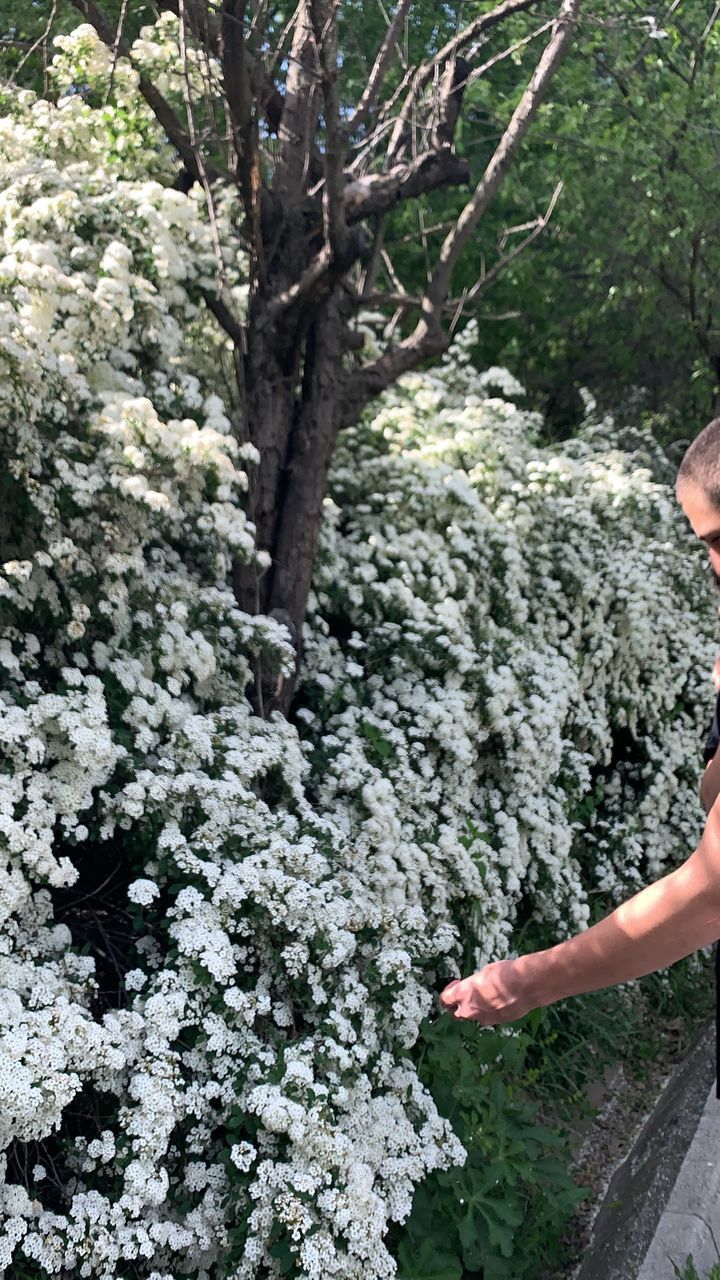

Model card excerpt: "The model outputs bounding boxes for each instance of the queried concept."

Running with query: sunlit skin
[439,476,720,1026]
[677,478,720,816]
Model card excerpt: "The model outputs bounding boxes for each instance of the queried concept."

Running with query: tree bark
[266,293,345,709]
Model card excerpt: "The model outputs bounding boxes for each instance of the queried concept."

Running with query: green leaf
[268,1239,295,1274]
[396,1237,463,1280]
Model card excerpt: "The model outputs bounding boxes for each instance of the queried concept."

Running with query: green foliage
[391,922,715,1280]
[391,1010,590,1280]
[671,1257,720,1280]
[358,2,720,437]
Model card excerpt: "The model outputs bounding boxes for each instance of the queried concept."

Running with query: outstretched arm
[441,799,720,1024]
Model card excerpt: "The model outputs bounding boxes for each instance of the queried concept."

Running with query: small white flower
[127,878,161,906]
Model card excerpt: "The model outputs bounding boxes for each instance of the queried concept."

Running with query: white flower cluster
[1,23,717,1280]
[302,323,717,963]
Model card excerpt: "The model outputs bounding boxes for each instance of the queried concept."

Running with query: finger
[451,1001,474,1020]
[439,982,461,1008]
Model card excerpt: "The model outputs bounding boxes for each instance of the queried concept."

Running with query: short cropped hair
[676,417,720,507]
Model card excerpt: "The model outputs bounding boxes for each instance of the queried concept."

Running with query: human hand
[713,656,720,692]
[439,958,540,1026]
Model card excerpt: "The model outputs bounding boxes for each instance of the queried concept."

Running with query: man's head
[676,417,720,587]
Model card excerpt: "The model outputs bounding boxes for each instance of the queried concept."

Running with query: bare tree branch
[424,0,580,311]
[273,0,322,192]
[380,247,407,296]
[349,0,413,131]
[220,0,266,280]
[361,188,563,328]
[359,214,387,297]
[431,55,470,150]
[471,179,563,294]
[105,0,129,103]
[348,64,415,165]
[701,2,720,43]
[387,0,540,160]
[271,116,468,283]
[343,147,469,221]
[310,0,349,259]
[359,292,523,321]
[341,0,580,423]
[447,180,563,332]
[466,17,556,89]
[7,0,57,85]
[390,218,457,243]
[221,0,251,191]
[199,288,247,349]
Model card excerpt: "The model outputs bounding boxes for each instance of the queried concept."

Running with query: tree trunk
[267,293,345,712]
[235,301,298,617]
[237,282,345,715]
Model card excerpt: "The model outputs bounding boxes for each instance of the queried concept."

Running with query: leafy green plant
[392,1011,589,1280]
[393,929,715,1280]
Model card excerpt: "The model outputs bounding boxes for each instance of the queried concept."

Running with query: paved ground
[575,1020,719,1280]
[637,1077,720,1280]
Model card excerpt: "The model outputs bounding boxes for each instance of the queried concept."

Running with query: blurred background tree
[378,1,720,439]
[5,3,717,439]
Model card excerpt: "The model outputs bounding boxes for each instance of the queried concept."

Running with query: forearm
[518,847,720,1008]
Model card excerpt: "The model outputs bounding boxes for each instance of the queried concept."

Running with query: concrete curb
[638,1072,720,1279]
[574,1020,718,1280]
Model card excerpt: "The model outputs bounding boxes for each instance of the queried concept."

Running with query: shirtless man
[440,418,720,1033]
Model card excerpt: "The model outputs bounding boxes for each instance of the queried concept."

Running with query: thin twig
[467,18,555,87]
[106,0,130,103]
[9,0,57,86]
[178,0,228,286]
[380,247,406,295]
[458,180,564,313]
[349,0,412,131]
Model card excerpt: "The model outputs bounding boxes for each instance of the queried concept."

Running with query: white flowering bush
[0,28,464,1280]
[300,332,716,971]
[1,22,718,1280]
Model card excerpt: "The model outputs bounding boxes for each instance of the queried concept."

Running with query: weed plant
[671,1258,720,1280]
